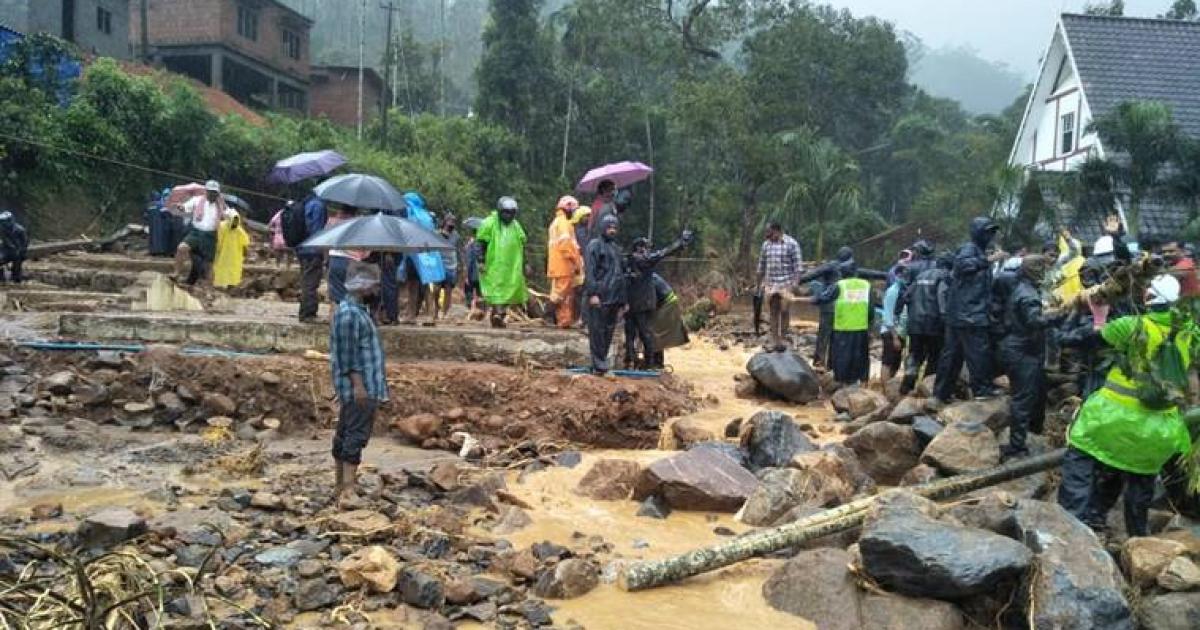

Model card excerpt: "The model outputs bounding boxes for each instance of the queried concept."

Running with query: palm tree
[777,132,861,259]
[1087,100,1179,239]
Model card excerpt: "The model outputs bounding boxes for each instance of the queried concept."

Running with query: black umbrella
[222,194,251,212]
[313,173,406,212]
[298,213,453,253]
[462,217,484,230]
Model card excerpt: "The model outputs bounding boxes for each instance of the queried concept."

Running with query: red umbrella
[165,183,206,206]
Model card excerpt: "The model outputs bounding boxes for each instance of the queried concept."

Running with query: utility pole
[357,0,366,140]
[439,0,447,116]
[380,2,398,147]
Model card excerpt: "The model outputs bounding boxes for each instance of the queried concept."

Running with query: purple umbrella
[576,161,654,194]
[267,150,347,184]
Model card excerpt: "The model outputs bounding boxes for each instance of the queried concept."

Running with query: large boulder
[1159,556,1200,592]
[739,466,853,526]
[634,447,757,512]
[1140,592,1200,630]
[817,443,877,495]
[860,593,965,630]
[575,459,643,501]
[859,497,1032,599]
[844,422,920,485]
[533,558,599,599]
[739,410,816,472]
[745,351,821,403]
[669,418,715,449]
[337,546,400,593]
[762,548,862,629]
[920,421,999,475]
[1010,500,1133,630]
[831,385,889,419]
[1122,537,1188,589]
[911,416,944,449]
[937,397,1009,433]
[78,508,147,548]
[887,397,927,423]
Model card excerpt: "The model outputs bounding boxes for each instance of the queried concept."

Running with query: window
[237,5,259,41]
[282,29,301,60]
[1061,112,1076,155]
[96,7,112,35]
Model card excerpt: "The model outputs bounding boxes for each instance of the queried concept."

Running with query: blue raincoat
[400,192,446,284]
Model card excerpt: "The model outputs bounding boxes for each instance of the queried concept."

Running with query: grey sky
[823,0,1169,76]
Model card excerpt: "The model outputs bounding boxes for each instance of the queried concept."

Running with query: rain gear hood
[476,208,527,305]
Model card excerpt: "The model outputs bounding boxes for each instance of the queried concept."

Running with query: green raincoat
[477,212,528,305]
[1068,312,1194,475]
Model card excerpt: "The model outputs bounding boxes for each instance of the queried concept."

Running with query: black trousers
[378,253,399,323]
[1000,345,1045,451]
[901,333,942,394]
[332,398,378,465]
[934,325,993,400]
[814,307,833,366]
[1058,447,1155,536]
[830,330,870,385]
[588,304,621,372]
[624,309,656,365]
[298,254,323,319]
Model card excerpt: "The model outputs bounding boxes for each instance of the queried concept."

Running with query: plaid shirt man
[758,234,802,294]
[330,297,389,402]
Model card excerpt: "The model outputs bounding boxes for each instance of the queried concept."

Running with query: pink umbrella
[165,183,206,206]
[576,161,654,194]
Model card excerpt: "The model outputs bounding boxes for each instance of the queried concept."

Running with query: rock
[831,385,889,419]
[297,559,324,578]
[1010,499,1133,630]
[576,459,643,501]
[201,392,237,417]
[499,548,540,580]
[844,422,920,485]
[533,558,599,599]
[899,464,939,486]
[887,397,927,423]
[670,418,715,448]
[740,466,853,526]
[515,599,554,626]
[745,351,821,403]
[911,416,944,448]
[920,421,998,474]
[327,510,391,535]
[1159,556,1200,591]
[762,548,861,628]
[71,384,108,406]
[156,391,186,414]
[636,494,671,519]
[78,507,147,548]
[31,503,63,520]
[937,397,1009,433]
[493,506,533,534]
[860,593,966,630]
[393,413,444,443]
[250,492,283,510]
[338,545,400,593]
[1123,537,1188,589]
[724,417,742,438]
[944,492,1016,534]
[448,472,506,507]
[293,578,340,612]
[554,451,582,468]
[739,410,816,471]
[148,509,231,545]
[444,577,481,605]
[259,372,281,385]
[42,371,76,395]
[123,402,154,414]
[428,461,464,492]
[1141,592,1200,630]
[859,501,1032,599]
[688,440,750,469]
[634,447,758,512]
[173,544,209,568]
[459,602,498,623]
[401,568,445,609]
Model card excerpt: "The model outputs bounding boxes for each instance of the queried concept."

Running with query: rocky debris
[148,509,231,545]
[400,568,446,609]
[293,578,341,612]
[920,421,999,475]
[689,440,750,469]
[899,464,939,486]
[73,383,109,406]
[78,507,147,547]
[498,548,541,581]
[944,492,1016,535]
[326,510,392,535]
[337,545,400,593]
[745,351,821,403]
[393,413,444,444]
[887,397,927,423]
[859,493,1032,599]
[31,503,63,520]
[911,415,944,448]
[740,467,848,526]
[844,422,920,485]
[1159,556,1200,591]
[533,558,599,599]
[831,385,889,419]
[634,447,758,512]
[937,397,1010,433]
[670,418,715,448]
[636,494,671,519]
[1123,537,1189,589]
[492,506,533,534]
[201,392,237,417]
[859,593,966,630]
[428,460,464,492]
[250,492,283,510]
[554,451,582,468]
[793,446,874,495]
[1010,500,1132,629]
[1140,592,1200,630]
[42,371,76,395]
[739,410,816,471]
[575,459,642,501]
[762,548,862,629]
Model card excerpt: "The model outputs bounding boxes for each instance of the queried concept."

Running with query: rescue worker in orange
[546,195,584,328]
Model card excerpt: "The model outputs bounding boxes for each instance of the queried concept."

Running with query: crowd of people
[760,214,1199,538]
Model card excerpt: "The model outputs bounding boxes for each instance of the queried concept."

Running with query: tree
[1163,0,1199,20]
[1085,0,1125,16]
[778,132,862,260]
[1088,101,1179,239]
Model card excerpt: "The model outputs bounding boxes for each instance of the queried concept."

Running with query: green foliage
[1084,0,1125,16]
[1163,0,1198,20]
[1087,100,1180,238]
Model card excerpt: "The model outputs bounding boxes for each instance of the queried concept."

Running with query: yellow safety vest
[834,278,870,332]
[1101,317,1193,409]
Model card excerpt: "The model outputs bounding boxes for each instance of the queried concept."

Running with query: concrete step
[35,253,283,277]
[57,313,588,367]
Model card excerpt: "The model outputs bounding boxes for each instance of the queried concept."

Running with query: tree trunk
[645,110,656,241]
[618,449,1066,592]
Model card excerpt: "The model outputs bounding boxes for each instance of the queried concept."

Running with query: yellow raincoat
[1053,232,1085,304]
[213,214,250,288]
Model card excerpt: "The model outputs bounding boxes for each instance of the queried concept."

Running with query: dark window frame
[96,6,112,36]
[282,29,301,60]
[237,5,259,41]
[1061,111,1076,155]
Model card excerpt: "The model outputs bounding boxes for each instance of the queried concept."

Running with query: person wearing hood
[213,207,250,289]
[902,240,935,285]
[898,252,951,395]
[396,192,445,324]
[998,255,1052,460]
[0,211,28,284]
[797,246,855,367]
[932,217,1002,406]
[1058,274,1196,537]
[584,214,626,374]
[477,196,528,327]
[815,256,874,385]
[591,188,632,243]
[547,196,584,328]
[625,230,694,368]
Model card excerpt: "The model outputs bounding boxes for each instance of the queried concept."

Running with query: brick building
[0,0,131,59]
[130,0,311,112]
[309,64,384,128]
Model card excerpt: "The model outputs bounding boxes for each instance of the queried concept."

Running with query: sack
[281,203,309,248]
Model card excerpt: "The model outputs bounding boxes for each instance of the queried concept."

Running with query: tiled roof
[1030,171,1187,246]
[1063,13,1200,138]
